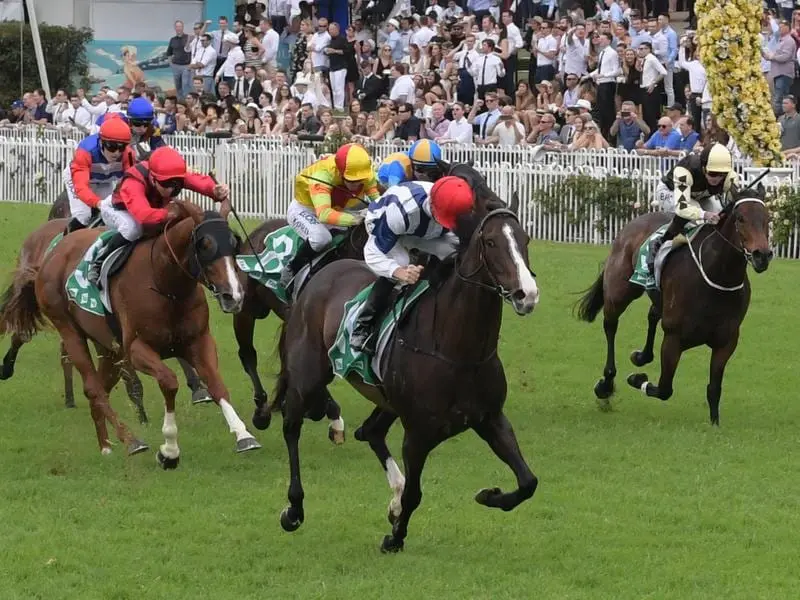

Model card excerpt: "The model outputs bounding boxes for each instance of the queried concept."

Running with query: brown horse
[47,192,212,413]
[265,162,540,552]
[0,217,148,422]
[235,218,368,442]
[5,200,261,463]
[576,184,772,425]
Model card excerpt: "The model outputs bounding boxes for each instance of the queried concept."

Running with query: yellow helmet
[703,143,733,174]
[334,143,373,181]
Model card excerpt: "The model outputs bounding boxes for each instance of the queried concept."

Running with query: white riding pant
[99,197,143,242]
[652,181,724,216]
[329,68,347,111]
[287,199,352,251]
[63,165,115,226]
[363,233,459,280]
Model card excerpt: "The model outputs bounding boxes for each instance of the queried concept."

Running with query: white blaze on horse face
[160,411,180,459]
[502,223,539,310]
[385,457,405,519]
[224,257,244,305]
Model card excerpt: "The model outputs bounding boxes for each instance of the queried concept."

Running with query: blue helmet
[127,97,154,121]
[407,139,442,168]
[377,152,413,188]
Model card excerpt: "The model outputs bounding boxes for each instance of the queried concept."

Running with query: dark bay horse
[7,200,261,463]
[266,162,541,552]
[0,218,148,422]
[577,184,772,425]
[48,192,212,412]
[237,218,368,443]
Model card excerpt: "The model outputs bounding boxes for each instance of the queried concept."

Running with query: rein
[687,197,765,292]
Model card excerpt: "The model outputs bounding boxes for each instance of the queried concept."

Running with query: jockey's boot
[646,237,663,276]
[350,277,395,356]
[647,215,688,275]
[64,217,86,236]
[278,241,318,290]
[88,232,128,289]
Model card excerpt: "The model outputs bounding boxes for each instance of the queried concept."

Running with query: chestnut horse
[47,192,212,414]
[265,162,541,552]
[5,200,261,464]
[577,184,772,425]
[236,218,368,442]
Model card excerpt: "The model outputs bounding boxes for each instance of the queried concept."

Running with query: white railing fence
[2,135,799,258]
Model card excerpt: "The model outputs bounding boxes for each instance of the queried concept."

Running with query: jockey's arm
[117,179,170,226]
[183,171,218,197]
[363,176,381,203]
[69,151,102,208]
[672,165,704,221]
[309,176,360,226]
[363,205,411,279]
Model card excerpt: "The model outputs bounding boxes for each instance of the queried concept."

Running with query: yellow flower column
[696,0,784,166]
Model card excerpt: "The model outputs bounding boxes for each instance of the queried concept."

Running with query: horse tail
[576,269,605,323]
[0,264,45,340]
[270,314,291,414]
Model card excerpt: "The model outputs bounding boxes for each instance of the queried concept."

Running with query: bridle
[455,207,534,303]
[688,196,767,292]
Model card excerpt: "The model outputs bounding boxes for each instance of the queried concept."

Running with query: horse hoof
[0,363,14,380]
[127,439,149,456]
[100,447,112,456]
[354,425,366,441]
[593,378,614,400]
[156,450,180,470]
[280,507,303,532]
[380,535,404,554]
[328,424,345,445]
[252,410,272,431]
[627,373,648,390]
[235,436,262,453]
[630,350,653,367]
[191,387,213,404]
[474,487,502,507]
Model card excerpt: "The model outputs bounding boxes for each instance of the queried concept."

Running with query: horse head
[169,201,245,313]
[721,183,773,274]
[438,161,539,315]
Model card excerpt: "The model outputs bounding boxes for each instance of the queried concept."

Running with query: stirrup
[672,233,688,247]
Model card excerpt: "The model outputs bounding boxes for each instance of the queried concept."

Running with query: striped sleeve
[308,169,359,226]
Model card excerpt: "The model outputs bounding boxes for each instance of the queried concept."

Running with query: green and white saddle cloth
[235,225,349,304]
[630,223,703,290]
[328,281,430,386]
[65,230,118,316]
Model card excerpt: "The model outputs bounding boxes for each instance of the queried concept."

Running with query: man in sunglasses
[646,142,738,275]
[126,97,166,160]
[63,116,134,235]
[87,146,230,288]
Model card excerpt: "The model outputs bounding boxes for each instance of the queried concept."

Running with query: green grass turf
[0,203,799,600]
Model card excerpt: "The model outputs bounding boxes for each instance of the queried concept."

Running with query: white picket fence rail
[2,132,800,257]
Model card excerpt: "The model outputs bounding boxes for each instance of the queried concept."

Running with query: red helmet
[99,117,131,144]
[148,147,186,182]
[429,176,474,230]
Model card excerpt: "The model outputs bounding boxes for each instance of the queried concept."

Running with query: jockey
[87,146,229,288]
[407,139,444,181]
[350,176,475,354]
[63,117,134,234]
[647,142,739,273]
[279,143,380,288]
[126,97,166,160]
[377,152,413,190]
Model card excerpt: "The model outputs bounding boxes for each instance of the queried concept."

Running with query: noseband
[455,207,534,302]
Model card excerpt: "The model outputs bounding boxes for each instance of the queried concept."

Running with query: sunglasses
[130,119,150,128]
[707,171,726,178]
[658,124,670,129]
[157,178,184,196]
[102,141,127,153]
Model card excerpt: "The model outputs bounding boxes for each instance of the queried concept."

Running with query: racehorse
[576,183,772,425]
[6,199,261,463]
[266,161,541,552]
[47,192,212,413]
[0,217,148,423]
[236,217,369,442]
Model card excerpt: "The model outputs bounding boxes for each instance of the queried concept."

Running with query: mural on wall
[87,39,293,95]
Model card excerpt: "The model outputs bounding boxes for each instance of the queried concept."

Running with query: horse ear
[757,182,766,198]
[509,191,520,215]
[467,159,474,168]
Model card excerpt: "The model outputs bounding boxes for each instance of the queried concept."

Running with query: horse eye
[486,239,496,248]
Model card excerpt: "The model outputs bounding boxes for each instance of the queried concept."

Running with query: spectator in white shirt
[444,0,464,20]
[389,63,416,103]
[410,16,436,49]
[485,105,526,146]
[638,41,667,132]
[476,15,500,46]
[190,34,218,94]
[502,10,524,95]
[215,32,245,86]
[62,93,92,132]
[469,92,502,140]
[260,19,280,69]
[534,21,558,83]
[210,16,231,72]
[427,0,446,20]
[309,17,332,78]
[588,32,620,138]
[438,102,473,144]
[46,89,70,126]
[471,39,505,99]
[563,24,589,76]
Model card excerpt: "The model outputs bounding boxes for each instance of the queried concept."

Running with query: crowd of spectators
[8,0,800,161]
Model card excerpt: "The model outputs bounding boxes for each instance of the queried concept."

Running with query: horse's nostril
[512,289,526,302]
[767,250,775,261]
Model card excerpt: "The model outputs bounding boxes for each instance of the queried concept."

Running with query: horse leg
[127,338,182,469]
[324,389,345,445]
[627,331,683,401]
[354,407,401,523]
[234,311,270,411]
[380,431,435,554]
[186,333,261,453]
[59,342,76,408]
[0,333,24,380]
[120,363,148,425]
[472,411,538,511]
[280,385,308,532]
[176,358,211,405]
[631,301,662,367]
[57,326,144,454]
[707,334,739,426]
[593,315,619,402]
